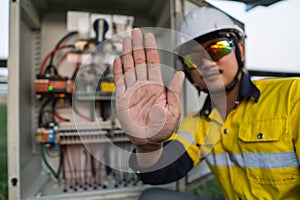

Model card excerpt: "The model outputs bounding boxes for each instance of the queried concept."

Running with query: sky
[205,0,300,73]
[1,0,299,73]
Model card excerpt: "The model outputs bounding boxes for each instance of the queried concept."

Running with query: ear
[238,42,245,62]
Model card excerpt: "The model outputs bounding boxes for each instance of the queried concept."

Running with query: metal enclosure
[8,0,242,199]
[8,0,175,199]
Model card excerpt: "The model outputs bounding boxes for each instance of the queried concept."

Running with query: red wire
[75,109,93,122]
[83,148,89,188]
[74,56,81,73]
[71,59,81,80]
[53,111,69,122]
[39,45,73,75]
[78,145,83,187]
[72,147,78,189]
[56,52,81,80]
[65,147,74,189]
[95,144,105,185]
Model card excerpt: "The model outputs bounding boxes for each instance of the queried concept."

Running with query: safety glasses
[183,40,234,70]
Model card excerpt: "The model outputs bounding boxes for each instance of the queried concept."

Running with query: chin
[204,81,226,93]
[208,88,226,94]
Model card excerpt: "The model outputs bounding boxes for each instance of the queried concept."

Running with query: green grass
[189,178,225,199]
[0,104,7,200]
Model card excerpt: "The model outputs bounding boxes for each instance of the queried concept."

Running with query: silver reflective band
[206,152,300,168]
[177,130,197,145]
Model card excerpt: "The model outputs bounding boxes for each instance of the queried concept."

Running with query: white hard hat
[177,7,244,49]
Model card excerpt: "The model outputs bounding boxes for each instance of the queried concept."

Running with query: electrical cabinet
[7,0,236,199]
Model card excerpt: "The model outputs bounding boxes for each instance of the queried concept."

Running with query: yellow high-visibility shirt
[170,76,300,199]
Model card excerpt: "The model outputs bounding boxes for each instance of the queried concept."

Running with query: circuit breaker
[33,11,139,194]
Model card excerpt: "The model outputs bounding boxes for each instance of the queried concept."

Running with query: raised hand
[113,28,184,152]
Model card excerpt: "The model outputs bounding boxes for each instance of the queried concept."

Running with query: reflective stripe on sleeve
[206,151,299,168]
[177,130,197,145]
[205,152,235,167]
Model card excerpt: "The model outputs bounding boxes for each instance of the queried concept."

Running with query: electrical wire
[39,109,53,127]
[89,146,98,188]
[62,145,67,192]
[44,31,78,76]
[54,51,69,71]
[48,31,78,67]
[71,59,81,80]
[73,145,83,189]
[45,146,60,158]
[66,82,94,122]
[39,45,74,75]
[73,105,94,121]
[57,145,63,180]
[71,147,78,190]
[38,96,54,127]
[43,64,59,76]
[94,143,105,186]
[53,111,69,122]
[65,146,74,189]
[52,97,70,122]
[83,148,89,189]
[77,146,83,188]
[40,143,59,179]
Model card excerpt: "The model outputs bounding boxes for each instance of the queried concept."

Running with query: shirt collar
[199,71,260,117]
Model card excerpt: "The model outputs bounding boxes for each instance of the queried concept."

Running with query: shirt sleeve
[290,80,300,165]
[129,112,203,185]
[129,140,193,185]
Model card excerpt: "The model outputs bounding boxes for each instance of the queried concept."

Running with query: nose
[199,57,216,71]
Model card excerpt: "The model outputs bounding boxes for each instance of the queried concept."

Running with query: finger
[132,28,147,81]
[144,32,163,83]
[113,56,123,85]
[167,71,185,107]
[113,57,126,96]
[122,37,136,86]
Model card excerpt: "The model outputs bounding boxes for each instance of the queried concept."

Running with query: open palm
[113,28,184,150]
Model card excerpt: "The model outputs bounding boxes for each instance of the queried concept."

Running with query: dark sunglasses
[183,40,234,69]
